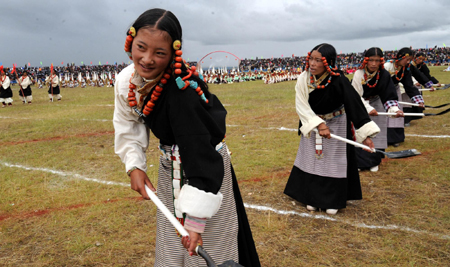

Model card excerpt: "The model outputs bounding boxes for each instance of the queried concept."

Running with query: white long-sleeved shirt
[1,76,10,89]
[19,76,33,88]
[45,74,59,87]
[113,64,149,173]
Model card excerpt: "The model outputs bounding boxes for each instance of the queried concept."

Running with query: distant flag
[106,61,108,64]
[444,43,447,47]
[40,61,43,65]
[28,63,30,66]
[81,61,83,65]
[90,61,92,64]
[187,58,189,61]
[61,61,64,65]
[99,61,101,65]
[281,54,283,57]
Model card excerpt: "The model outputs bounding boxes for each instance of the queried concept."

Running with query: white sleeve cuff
[299,116,325,137]
[175,185,223,218]
[355,121,380,143]
[387,106,400,117]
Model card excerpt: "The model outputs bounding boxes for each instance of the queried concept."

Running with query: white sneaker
[326,209,338,215]
[306,205,317,211]
[370,165,379,172]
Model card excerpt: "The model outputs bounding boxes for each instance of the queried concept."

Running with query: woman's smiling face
[132,28,173,80]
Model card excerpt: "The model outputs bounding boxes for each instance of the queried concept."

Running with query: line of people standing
[284,44,439,216]
[0,68,62,107]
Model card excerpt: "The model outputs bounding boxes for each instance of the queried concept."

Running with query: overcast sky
[2,0,450,68]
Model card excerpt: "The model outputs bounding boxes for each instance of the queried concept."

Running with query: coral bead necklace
[127,68,172,118]
[363,68,380,88]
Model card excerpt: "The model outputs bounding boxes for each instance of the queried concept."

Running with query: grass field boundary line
[244,203,450,240]
[1,161,128,187]
[405,134,450,138]
[0,116,111,122]
[3,160,449,240]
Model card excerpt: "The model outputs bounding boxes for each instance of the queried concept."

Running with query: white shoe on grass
[326,209,338,215]
[306,205,317,211]
[370,165,379,172]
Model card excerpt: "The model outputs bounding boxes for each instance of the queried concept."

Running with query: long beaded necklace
[363,68,380,88]
[308,71,331,90]
[127,68,172,118]
[394,64,405,82]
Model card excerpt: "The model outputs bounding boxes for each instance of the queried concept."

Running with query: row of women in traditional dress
[0,69,62,107]
[284,44,440,216]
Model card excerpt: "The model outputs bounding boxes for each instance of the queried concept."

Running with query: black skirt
[356,148,384,169]
[284,165,362,210]
[48,85,60,94]
[387,128,405,145]
[0,86,13,98]
[404,106,424,124]
[19,85,32,96]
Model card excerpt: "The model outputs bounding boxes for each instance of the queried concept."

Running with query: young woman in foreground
[113,8,260,267]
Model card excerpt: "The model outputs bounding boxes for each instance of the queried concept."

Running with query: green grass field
[1,66,450,266]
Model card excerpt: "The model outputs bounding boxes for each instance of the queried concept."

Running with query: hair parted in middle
[360,47,385,69]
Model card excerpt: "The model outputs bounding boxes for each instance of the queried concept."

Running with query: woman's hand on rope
[182,230,203,256]
[317,123,331,139]
[362,137,375,153]
[129,169,156,200]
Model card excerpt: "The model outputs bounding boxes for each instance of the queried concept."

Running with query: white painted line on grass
[406,134,450,138]
[1,161,128,187]
[0,116,111,122]
[262,127,297,131]
[2,160,449,240]
[244,203,450,240]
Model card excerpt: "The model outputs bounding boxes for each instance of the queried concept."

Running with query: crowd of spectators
[238,46,450,73]
[3,46,449,83]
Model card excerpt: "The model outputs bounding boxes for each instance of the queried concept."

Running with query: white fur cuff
[387,106,400,117]
[300,116,325,137]
[355,121,380,143]
[175,185,223,218]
